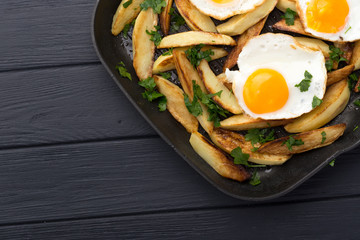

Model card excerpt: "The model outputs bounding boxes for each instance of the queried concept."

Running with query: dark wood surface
[1,0,360,238]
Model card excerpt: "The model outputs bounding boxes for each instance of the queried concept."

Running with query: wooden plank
[0,137,357,225]
[0,196,359,239]
[0,0,99,71]
[0,65,155,148]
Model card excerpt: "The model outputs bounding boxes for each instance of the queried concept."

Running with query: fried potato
[276,0,296,12]
[223,17,267,71]
[209,128,292,165]
[284,80,350,133]
[190,132,251,182]
[350,41,360,71]
[273,18,310,36]
[158,31,236,49]
[220,114,292,131]
[327,64,354,86]
[173,50,214,133]
[111,0,144,36]
[216,0,277,36]
[133,8,158,80]
[154,75,198,133]
[258,124,346,155]
[153,47,228,74]
[160,0,173,35]
[217,73,232,90]
[175,0,217,33]
[294,37,330,58]
[197,60,243,114]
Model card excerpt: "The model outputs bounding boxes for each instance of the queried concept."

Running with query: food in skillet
[111,0,360,185]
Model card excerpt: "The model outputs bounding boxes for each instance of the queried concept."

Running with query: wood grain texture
[0,196,360,239]
[0,64,155,148]
[0,0,99,71]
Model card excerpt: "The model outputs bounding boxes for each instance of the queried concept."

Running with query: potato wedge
[158,31,236,48]
[217,73,232,90]
[197,60,243,114]
[216,0,277,36]
[153,47,228,74]
[209,128,292,165]
[190,132,250,182]
[133,8,158,80]
[223,17,267,71]
[273,18,310,36]
[111,0,144,36]
[350,41,360,71]
[175,0,217,33]
[284,80,350,133]
[294,37,330,58]
[258,124,347,155]
[327,65,354,86]
[160,0,173,35]
[154,75,198,133]
[276,0,296,12]
[220,114,292,131]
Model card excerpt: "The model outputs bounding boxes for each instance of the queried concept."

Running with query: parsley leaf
[162,48,173,56]
[282,136,304,151]
[345,26,352,34]
[249,170,261,186]
[158,96,167,111]
[139,76,157,90]
[159,72,171,80]
[184,93,202,117]
[140,0,166,14]
[123,0,133,8]
[281,8,297,26]
[326,45,348,72]
[329,159,335,167]
[115,61,132,81]
[354,99,360,107]
[245,128,275,152]
[185,44,215,68]
[169,8,185,32]
[354,125,359,132]
[321,131,326,144]
[348,73,358,91]
[295,70,313,92]
[138,77,167,111]
[312,96,323,109]
[231,147,266,168]
[146,26,162,46]
[121,19,135,39]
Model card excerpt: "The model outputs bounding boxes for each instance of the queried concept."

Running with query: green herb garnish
[115,61,132,81]
[312,96,323,109]
[325,45,348,72]
[162,48,173,56]
[185,44,215,68]
[138,77,167,111]
[354,125,359,132]
[321,131,326,144]
[146,26,162,46]
[345,26,352,34]
[295,70,313,92]
[123,0,133,8]
[121,19,135,39]
[354,99,360,107]
[282,136,304,151]
[329,159,335,167]
[159,72,171,80]
[245,128,275,152]
[140,0,166,14]
[348,73,358,91]
[184,92,202,117]
[250,170,261,186]
[231,147,266,168]
[169,8,185,32]
[281,8,297,26]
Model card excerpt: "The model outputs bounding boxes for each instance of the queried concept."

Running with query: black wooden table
[1,1,360,239]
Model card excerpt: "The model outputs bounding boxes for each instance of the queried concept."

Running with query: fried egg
[188,0,265,20]
[297,0,360,42]
[226,33,327,120]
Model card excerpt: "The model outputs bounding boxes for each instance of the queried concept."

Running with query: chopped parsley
[321,131,326,144]
[123,0,133,8]
[159,72,171,80]
[345,26,352,34]
[184,92,202,117]
[162,48,173,56]
[312,96,323,109]
[354,125,359,132]
[282,136,304,151]
[295,70,312,92]
[325,45,348,72]
[281,8,297,26]
[185,44,215,68]
[146,26,162,46]
[245,128,275,152]
[169,8,185,32]
[231,147,266,168]
[140,0,166,14]
[249,170,261,186]
[348,73,358,91]
[138,77,167,111]
[115,61,132,81]
[329,159,335,167]
[122,19,135,39]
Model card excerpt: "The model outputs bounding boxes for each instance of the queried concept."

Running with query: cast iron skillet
[91,0,360,201]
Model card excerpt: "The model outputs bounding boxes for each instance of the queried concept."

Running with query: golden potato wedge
[175,0,217,33]
[284,80,350,133]
[276,0,296,12]
[327,65,354,86]
[133,8,158,80]
[153,47,228,74]
[209,128,292,165]
[197,60,243,114]
[273,18,310,36]
[190,132,250,182]
[223,17,267,71]
[111,0,144,36]
[294,37,330,58]
[217,73,232,90]
[173,50,214,133]
[160,0,173,35]
[258,124,347,155]
[350,41,360,71]
[154,75,198,133]
[216,0,277,36]
[158,31,236,48]
[220,114,292,131]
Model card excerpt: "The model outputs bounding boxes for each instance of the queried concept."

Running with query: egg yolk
[305,0,349,33]
[211,0,233,4]
[243,69,289,114]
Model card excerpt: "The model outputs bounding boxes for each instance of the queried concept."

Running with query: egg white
[226,33,327,120]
